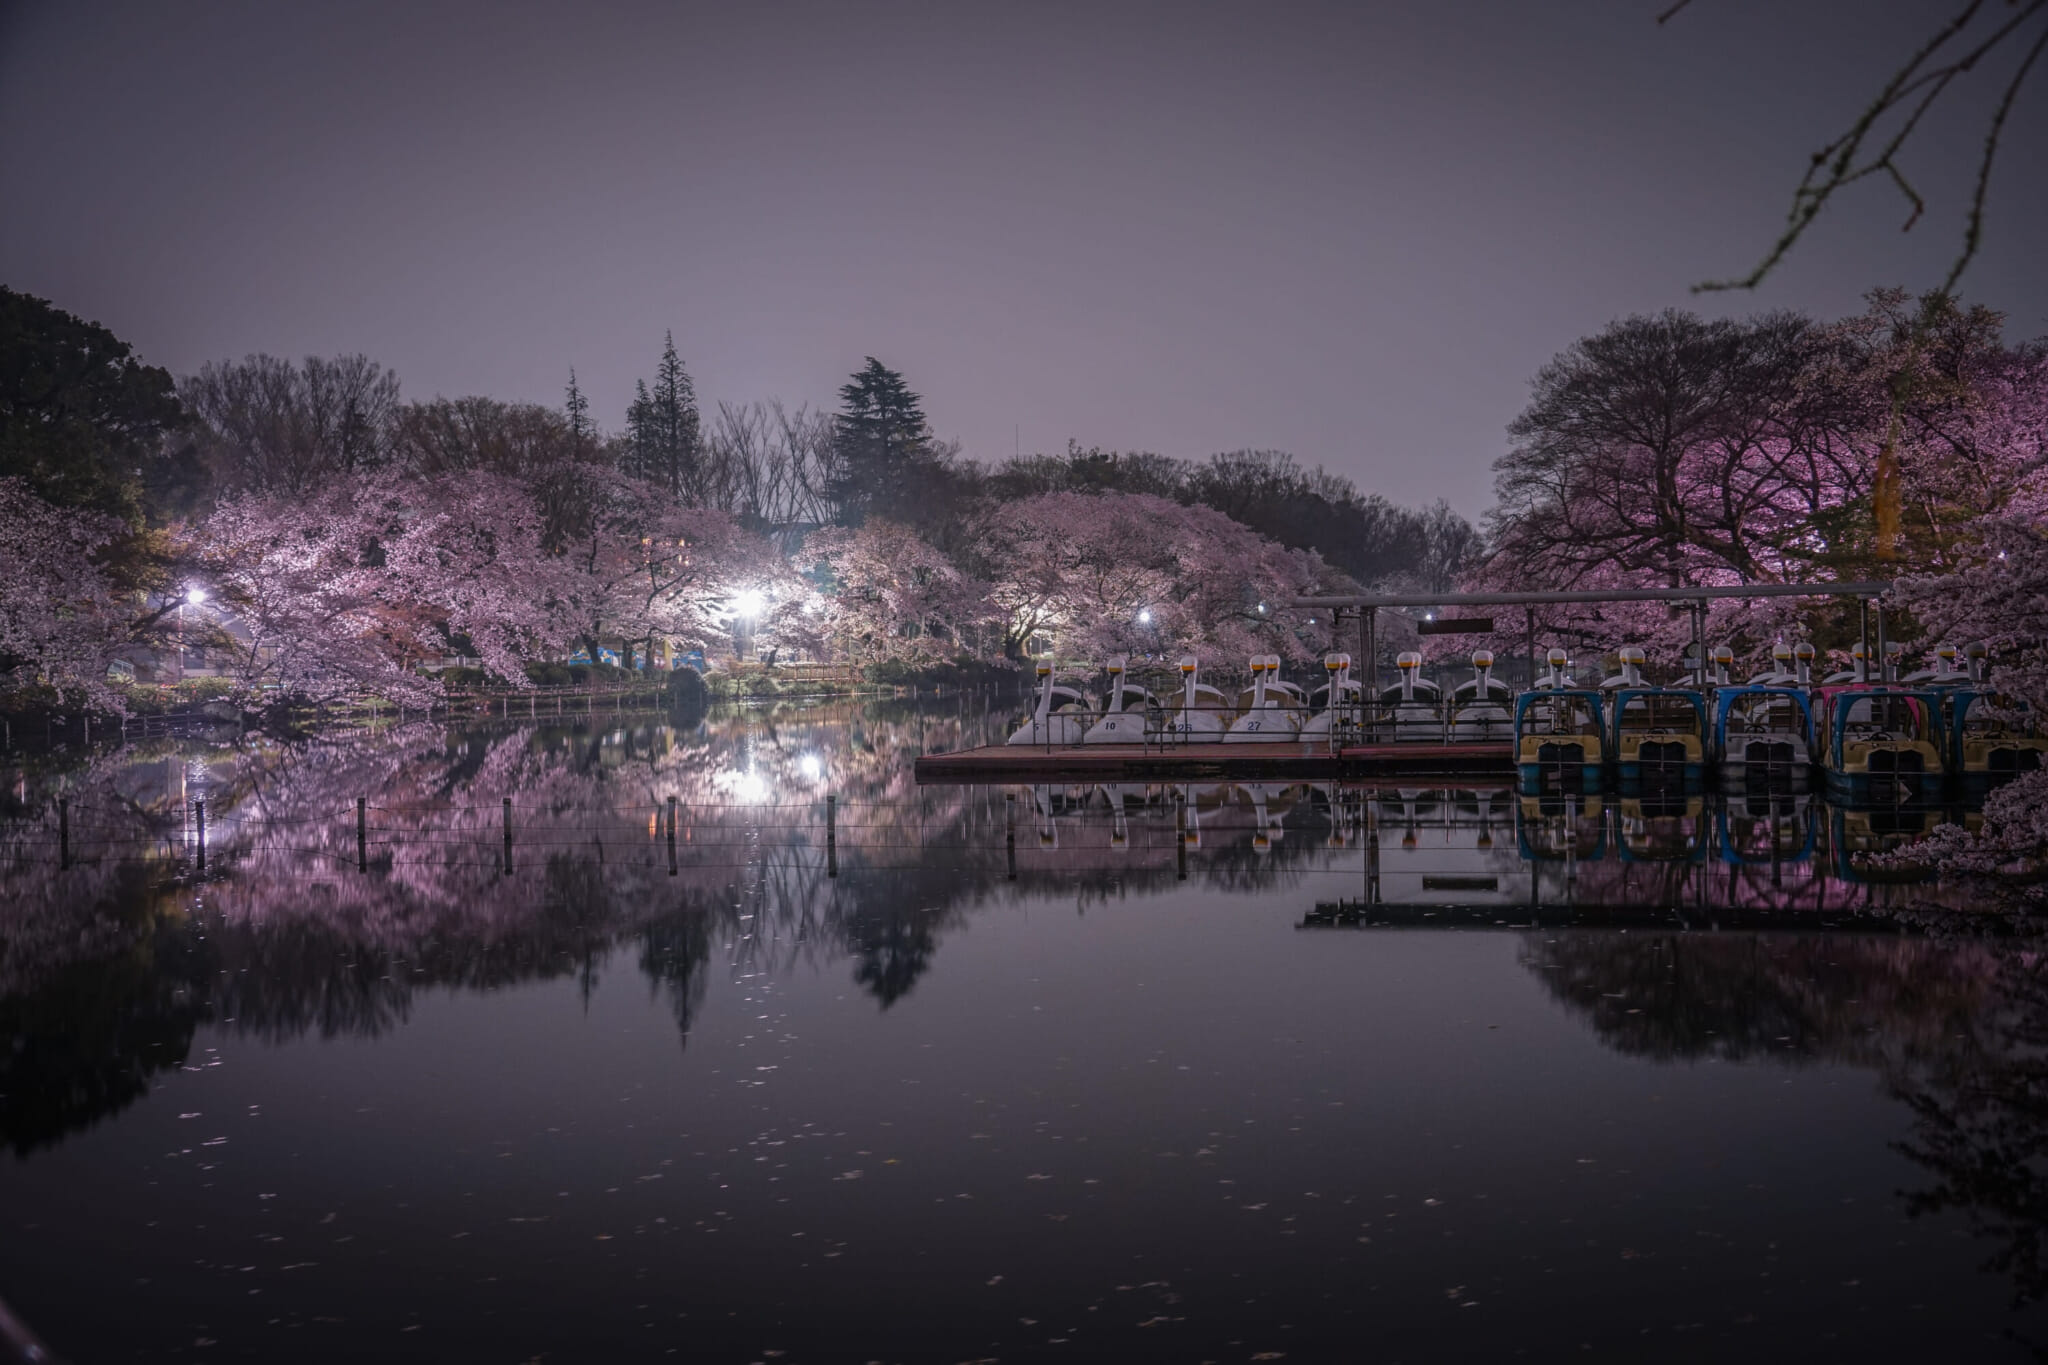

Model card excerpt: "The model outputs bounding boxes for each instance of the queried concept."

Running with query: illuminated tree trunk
[1874,409,1903,562]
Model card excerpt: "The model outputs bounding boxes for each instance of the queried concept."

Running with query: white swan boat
[1082,655,1158,744]
[1163,655,1232,742]
[1225,655,1302,742]
[1450,649,1514,741]
[1005,662,1095,746]
[1299,652,1361,742]
[1379,651,1443,742]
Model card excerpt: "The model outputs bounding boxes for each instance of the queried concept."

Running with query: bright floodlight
[798,753,823,780]
[733,589,766,617]
[185,586,207,604]
[1137,608,1152,625]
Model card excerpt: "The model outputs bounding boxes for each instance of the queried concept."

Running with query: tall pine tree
[829,356,933,525]
[624,332,702,500]
[564,368,594,455]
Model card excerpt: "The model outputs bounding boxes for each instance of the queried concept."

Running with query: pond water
[2,698,2043,1363]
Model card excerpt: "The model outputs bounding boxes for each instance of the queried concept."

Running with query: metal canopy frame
[1292,583,1896,694]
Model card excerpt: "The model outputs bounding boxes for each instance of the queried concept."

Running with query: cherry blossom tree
[0,477,132,706]
[978,491,1340,663]
[805,520,990,663]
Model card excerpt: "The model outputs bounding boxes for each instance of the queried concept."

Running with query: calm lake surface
[2,697,2043,1363]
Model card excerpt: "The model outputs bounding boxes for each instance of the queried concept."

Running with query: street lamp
[176,586,206,684]
[1137,608,1153,625]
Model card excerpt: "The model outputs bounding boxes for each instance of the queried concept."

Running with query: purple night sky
[3,0,2043,515]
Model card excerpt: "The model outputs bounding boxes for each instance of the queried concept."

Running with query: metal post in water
[502,796,513,875]
[59,798,69,871]
[1176,793,1187,880]
[668,795,678,876]
[194,798,206,874]
[357,796,368,872]
[825,794,837,878]
[1005,792,1017,880]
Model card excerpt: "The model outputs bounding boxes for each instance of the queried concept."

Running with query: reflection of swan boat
[1225,655,1302,742]
[1366,785,1525,903]
[1449,650,1513,741]
[1164,655,1232,743]
[1299,653,1360,743]
[1177,781,1228,846]
[1241,782,1298,852]
[1082,655,1157,744]
[1097,781,1153,850]
[1378,651,1443,742]
[1006,662,1095,746]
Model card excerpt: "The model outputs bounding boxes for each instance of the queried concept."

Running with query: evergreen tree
[830,356,934,524]
[623,333,702,500]
[1,285,191,522]
[564,368,593,450]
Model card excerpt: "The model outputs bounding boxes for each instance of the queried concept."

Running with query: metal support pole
[501,797,513,875]
[1525,606,1537,691]
[825,794,837,878]
[194,799,206,874]
[1874,597,1889,681]
[1005,792,1017,880]
[668,795,679,876]
[59,798,69,871]
[1859,598,1871,676]
[357,797,368,872]
[1364,608,1377,696]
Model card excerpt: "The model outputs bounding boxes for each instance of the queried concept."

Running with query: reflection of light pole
[176,586,206,684]
[733,588,766,661]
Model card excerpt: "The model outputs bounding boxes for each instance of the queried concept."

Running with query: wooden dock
[914,740,1514,783]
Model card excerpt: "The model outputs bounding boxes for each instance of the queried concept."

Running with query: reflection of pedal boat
[1082,655,1158,744]
[1377,651,1443,742]
[1715,792,1816,866]
[1616,795,1707,862]
[1449,650,1513,741]
[1299,653,1360,742]
[1006,662,1095,746]
[1515,793,1607,861]
[1163,655,1231,743]
[1225,655,1303,741]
